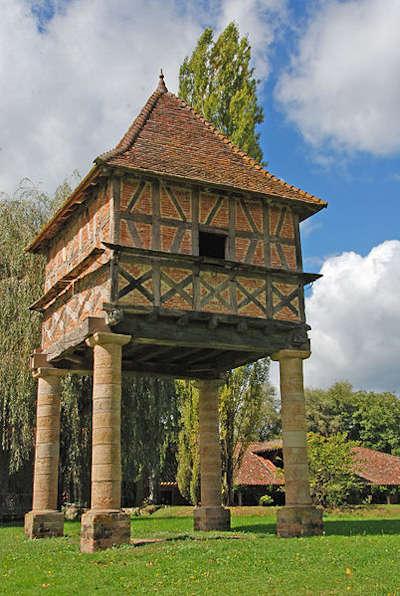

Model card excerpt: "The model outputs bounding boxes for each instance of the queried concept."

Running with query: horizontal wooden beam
[102,243,321,285]
[114,312,298,354]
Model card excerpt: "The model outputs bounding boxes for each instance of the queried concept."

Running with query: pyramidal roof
[28,74,326,252]
[97,73,325,207]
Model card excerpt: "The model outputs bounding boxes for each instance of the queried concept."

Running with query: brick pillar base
[193,506,231,531]
[24,511,64,539]
[277,505,323,538]
[80,510,130,553]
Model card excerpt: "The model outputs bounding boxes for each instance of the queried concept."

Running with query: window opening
[198,231,226,259]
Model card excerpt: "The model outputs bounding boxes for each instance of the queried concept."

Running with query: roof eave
[26,165,101,254]
[97,162,327,215]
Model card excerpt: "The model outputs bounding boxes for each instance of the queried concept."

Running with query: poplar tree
[179,22,265,163]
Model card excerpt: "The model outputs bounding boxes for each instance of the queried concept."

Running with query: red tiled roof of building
[97,76,326,209]
[235,441,400,487]
[351,446,400,485]
[235,444,284,486]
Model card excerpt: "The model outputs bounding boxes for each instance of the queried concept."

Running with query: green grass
[2,506,400,594]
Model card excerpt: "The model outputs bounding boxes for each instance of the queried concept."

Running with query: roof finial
[157,69,168,93]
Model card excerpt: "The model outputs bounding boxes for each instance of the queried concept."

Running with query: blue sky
[2,0,399,391]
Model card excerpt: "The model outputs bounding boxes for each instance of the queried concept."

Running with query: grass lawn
[2,506,400,594]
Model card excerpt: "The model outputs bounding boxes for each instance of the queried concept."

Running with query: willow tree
[0,184,51,477]
[0,180,90,504]
[178,22,264,162]
[121,375,180,505]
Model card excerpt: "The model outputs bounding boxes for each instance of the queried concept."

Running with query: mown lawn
[2,506,400,594]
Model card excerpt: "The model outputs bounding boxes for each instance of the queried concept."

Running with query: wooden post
[193,379,230,531]
[80,332,131,553]
[25,368,65,538]
[271,349,323,537]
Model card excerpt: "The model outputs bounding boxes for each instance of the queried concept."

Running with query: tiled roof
[351,446,400,485]
[97,76,326,209]
[234,442,284,486]
[235,441,400,487]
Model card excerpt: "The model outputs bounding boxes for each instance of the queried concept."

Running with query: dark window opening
[199,231,226,259]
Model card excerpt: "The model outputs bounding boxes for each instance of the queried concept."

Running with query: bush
[259,495,274,507]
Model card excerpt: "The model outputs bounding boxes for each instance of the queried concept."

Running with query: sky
[1,0,399,393]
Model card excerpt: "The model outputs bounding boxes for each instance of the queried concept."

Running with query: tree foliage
[121,375,179,505]
[306,382,400,455]
[176,381,200,505]
[0,181,53,473]
[179,22,264,162]
[176,361,277,506]
[307,432,362,509]
[220,359,278,504]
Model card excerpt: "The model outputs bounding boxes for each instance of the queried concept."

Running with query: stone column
[80,332,131,553]
[271,349,323,537]
[25,368,65,539]
[194,379,230,531]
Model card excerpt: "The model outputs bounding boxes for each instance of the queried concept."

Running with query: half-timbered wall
[109,173,303,323]
[115,174,301,272]
[38,172,306,352]
[44,182,112,292]
[42,265,110,350]
[40,182,113,351]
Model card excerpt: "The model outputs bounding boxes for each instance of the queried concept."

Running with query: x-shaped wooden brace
[160,271,193,307]
[272,284,299,316]
[199,275,232,310]
[236,279,266,314]
[118,267,153,302]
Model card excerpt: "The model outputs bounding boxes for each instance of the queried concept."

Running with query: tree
[179,22,265,162]
[220,359,277,504]
[176,381,200,505]
[176,362,277,506]
[121,375,179,505]
[307,432,362,508]
[306,382,400,455]
[0,181,53,476]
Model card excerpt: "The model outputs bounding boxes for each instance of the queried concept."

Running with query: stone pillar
[25,368,65,539]
[194,379,230,531]
[80,332,131,553]
[271,349,323,537]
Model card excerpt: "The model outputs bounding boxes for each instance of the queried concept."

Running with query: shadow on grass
[324,518,400,536]
[232,523,276,535]
[232,519,400,537]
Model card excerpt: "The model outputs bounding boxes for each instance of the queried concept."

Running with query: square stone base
[80,510,130,553]
[277,505,323,538]
[193,506,231,531]
[24,510,64,539]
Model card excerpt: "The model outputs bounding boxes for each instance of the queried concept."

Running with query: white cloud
[0,0,286,195]
[302,240,400,393]
[275,0,400,156]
